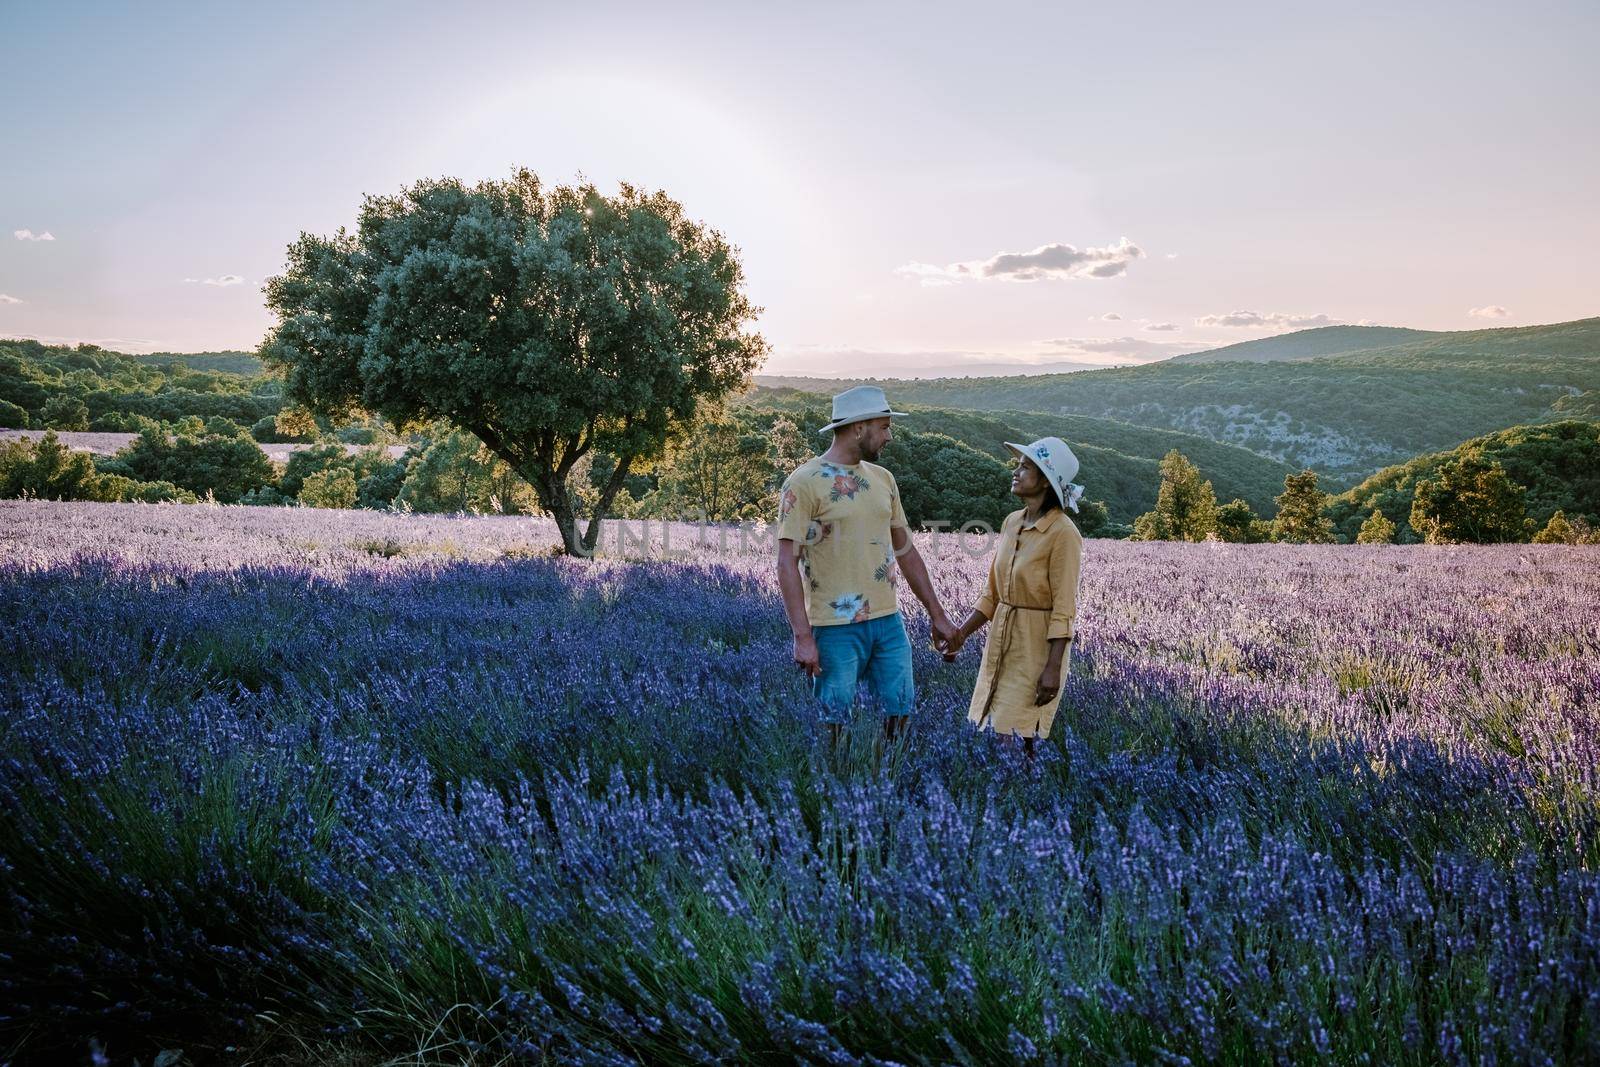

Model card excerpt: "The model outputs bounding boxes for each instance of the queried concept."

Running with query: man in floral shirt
[775,386,957,743]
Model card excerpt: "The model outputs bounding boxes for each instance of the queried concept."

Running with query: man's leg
[811,623,864,746]
[863,614,916,746]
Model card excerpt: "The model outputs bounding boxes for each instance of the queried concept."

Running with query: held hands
[930,613,961,659]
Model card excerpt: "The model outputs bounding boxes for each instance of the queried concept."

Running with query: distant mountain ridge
[1168,325,1438,364]
[755,317,1600,484]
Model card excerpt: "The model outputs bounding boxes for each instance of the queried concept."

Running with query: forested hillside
[1328,420,1600,542]
[737,387,1296,522]
[0,339,280,430]
[755,317,1600,484]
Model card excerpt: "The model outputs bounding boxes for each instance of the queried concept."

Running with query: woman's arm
[1034,636,1069,705]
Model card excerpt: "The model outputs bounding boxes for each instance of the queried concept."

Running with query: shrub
[110,423,276,504]
[1531,510,1598,545]
[91,474,199,504]
[0,431,101,500]
[299,467,358,509]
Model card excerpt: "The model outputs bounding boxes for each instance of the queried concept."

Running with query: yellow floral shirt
[776,457,909,627]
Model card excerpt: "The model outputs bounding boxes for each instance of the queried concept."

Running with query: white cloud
[13,229,55,242]
[1100,312,1122,321]
[890,262,961,288]
[1194,309,1342,329]
[1469,305,1511,319]
[1165,252,1179,259]
[184,274,245,287]
[1143,322,1181,332]
[896,237,1144,285]
[0,293,21,305]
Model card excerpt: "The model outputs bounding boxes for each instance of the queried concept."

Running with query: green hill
[135,350,264,376]
[0,338,280,429]
[753,317,1600,485]
[735,387,1297,524]
[1328,420,1600,542]
[1168,325,1437,364]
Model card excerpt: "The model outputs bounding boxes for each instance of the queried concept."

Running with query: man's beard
[859,441,882,461]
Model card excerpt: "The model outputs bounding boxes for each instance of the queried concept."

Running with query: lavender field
[2,500,1598,1065]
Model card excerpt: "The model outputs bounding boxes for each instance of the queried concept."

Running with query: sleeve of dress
[974,549,1001,621]
[1046,523,1083,640]
[775,473,817,543]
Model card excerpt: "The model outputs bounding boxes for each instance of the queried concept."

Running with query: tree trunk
[523,466,591,557]
[518,455,636,558]
[581,453,635,554]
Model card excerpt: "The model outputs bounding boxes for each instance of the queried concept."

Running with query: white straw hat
[1004,437,1085,512]
[818,385,908,435]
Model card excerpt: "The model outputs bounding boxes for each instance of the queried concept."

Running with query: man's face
[853,417,892,461]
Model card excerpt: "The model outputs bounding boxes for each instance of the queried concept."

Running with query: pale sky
[2,0,1596,376]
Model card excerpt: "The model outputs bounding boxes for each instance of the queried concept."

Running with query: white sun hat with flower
[1003,437,1085,513]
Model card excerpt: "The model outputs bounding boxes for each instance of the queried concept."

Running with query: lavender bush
[1,501,1597,1064]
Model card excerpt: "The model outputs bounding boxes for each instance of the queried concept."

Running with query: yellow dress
[967,507,1083,739]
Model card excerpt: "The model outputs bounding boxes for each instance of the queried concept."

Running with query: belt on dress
[998,600,1050,610]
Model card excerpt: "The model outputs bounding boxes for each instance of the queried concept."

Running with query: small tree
[768,415,812,478]
[1132,450,1217,541]
[1410,452,1529,544]
[1532,510,1597,545]
[1215,498,1269,543]
[641,410,772,522]
[262,171,766,555]
[41,395,90,432]
[0,398,28,429]
[1356,508,1397,544]
[1271,469,1335,543]
[299,467,358,509]
[395,429,536,514]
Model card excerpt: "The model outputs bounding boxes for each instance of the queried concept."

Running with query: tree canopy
[261,170,767,554]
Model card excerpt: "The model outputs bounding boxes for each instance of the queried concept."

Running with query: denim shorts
[811,611,916,724]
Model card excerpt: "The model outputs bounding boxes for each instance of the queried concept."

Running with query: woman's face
[1010,456,1048,498]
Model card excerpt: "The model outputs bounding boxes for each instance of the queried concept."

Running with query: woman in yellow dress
[944,437,1084,757]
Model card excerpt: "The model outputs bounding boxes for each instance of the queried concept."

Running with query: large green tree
[261,171,767,555]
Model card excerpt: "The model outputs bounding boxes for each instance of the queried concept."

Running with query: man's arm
[776,538,820,676]
[891,525,956,648]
